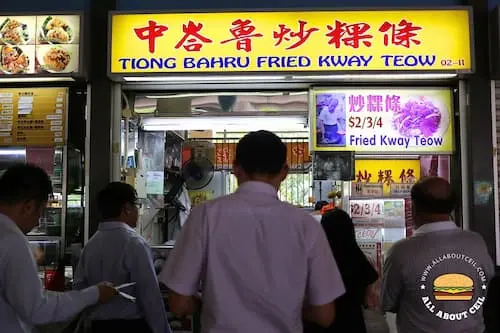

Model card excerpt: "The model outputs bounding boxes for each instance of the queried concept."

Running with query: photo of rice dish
[40,16,73,44]
[0,45,29,74]
[41,46,71,72]
[392,97,443,138]
[0,18,29,45]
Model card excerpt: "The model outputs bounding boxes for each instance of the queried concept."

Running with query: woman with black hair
[304,208,379,333]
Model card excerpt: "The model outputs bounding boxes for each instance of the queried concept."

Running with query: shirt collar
[414,221,458,235]
[236,181,278,198]
[98,221,136,232]
[0,213,24,236]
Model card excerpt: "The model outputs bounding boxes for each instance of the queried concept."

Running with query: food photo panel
[36,15,80,45]
[0,16,36,46]
[0,44,35,74]
[35,44,78,73]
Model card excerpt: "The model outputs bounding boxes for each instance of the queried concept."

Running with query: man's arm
[127,238,171,333]
[72,249,88,290]
[158,205,207,317]
[304,220,345,327]
[3,236,99,325]
[380,245,403,313]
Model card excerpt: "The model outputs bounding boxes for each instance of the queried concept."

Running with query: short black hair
[411,177,456,215]
[235,130,287,175]
[0,164,53,205]
[98,182,137,219]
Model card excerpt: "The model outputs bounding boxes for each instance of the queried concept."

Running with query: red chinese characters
[221,19,263,52]
[273,20,319,50]
[356,170,372,183]
[378,19,422,48]
[326,20,373,49]
[175,21,213,52]
[134,20,168,53]
[399,169,416,183]
[377,170,394,186]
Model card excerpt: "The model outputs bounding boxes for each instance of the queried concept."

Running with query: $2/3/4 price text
[350,200,384,218]
[348,116,383,129]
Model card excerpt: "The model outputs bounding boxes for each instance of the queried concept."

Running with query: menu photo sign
[0,87,67,146]
[109,9,472,74]
[0,14,81,76]
[310,87,454,153]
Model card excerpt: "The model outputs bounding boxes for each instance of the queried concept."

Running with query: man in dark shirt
[381,177,494,333]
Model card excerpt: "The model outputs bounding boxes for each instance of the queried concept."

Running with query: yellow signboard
[0,87,67,146]
[110,10,472,74]
[310,87,454,153]
[355,159,421,196]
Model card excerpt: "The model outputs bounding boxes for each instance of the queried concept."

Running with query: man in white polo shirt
[381,177,494,333]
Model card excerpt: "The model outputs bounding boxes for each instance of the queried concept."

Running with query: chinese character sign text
[110,10,472,73]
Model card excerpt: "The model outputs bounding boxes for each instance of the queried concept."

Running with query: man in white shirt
[74,182,171,333]
[0,164,117,333]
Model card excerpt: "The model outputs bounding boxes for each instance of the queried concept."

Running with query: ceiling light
[291,73,457,80]
[0,77,75,83]
[141,115,307,131]
[123,75,287,82]
[145,92,286,99]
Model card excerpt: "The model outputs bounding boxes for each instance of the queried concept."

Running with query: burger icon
[433,273,474,301]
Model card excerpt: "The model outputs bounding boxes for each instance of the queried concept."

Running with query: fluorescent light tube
[142,115,307,131]
[123,75,286,82]
[291,73,457,80]
[0,77,75,83]
[0,149,25,155]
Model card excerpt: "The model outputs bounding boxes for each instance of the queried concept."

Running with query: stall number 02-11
[350,200,384,218]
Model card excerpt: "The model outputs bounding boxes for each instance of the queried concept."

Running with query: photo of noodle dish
[39,46,71,72]
[0,18,30,45]
[391,97,449,138]
[39,16,73,44]
[0,45,29,74]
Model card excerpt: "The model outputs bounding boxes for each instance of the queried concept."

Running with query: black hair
[235,130,287,175]
[97,182,137,219]
[314,200,329,211]
[411,180,456,215]
[0,164,53,205]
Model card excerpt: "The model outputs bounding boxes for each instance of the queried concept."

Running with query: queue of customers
[0,130,497,333]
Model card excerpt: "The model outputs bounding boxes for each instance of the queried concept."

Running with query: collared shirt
[159,181,345,333]
[74,222,171,333]
[0,213,98,333]
[381,220,494,333]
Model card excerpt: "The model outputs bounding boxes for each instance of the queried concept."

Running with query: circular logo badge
[419,253,487,321]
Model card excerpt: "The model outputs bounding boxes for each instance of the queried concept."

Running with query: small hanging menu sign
[0,87,67,146]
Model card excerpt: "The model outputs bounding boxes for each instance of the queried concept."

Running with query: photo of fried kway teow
[40,46,71,72]
[0,45,29,74]
[40,16,73,44]
[0,18,30,45]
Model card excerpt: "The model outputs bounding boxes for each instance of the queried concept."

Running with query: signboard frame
[308,86,456,154]
[0,11,84,81]
[107,7,475,80]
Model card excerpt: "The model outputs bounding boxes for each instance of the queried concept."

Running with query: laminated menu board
[0,15,81,75]
[0,87,67,146]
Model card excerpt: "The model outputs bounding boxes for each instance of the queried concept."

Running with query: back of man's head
[98,182,137,220]
[0,163,52,206]
[411,176,456,218]
[234,130,287,176]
